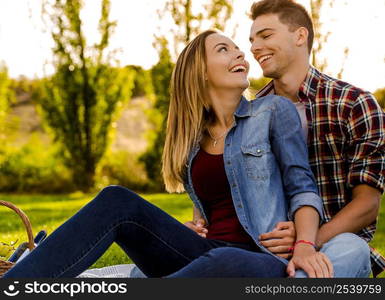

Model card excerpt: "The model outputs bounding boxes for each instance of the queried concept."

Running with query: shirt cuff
[288,192,324,223]
[347,170,385,194]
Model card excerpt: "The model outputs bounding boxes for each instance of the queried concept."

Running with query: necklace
[207,125,233,147]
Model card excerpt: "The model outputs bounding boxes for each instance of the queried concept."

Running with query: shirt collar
[298,65,321,103]
[254,66,321,103]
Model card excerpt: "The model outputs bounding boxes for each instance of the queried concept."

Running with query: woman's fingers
[320,253,334,277]
[184,220,208,237]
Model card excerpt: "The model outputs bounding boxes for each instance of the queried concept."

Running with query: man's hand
[259,221,296,259]
[286,244,334,278]
[184,218,208,238]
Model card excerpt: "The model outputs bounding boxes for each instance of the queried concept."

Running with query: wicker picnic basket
[0,200,35,277]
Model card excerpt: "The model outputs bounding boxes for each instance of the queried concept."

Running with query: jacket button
[237,204,242,208]
[232,184,236,188]
[227,161,231,165]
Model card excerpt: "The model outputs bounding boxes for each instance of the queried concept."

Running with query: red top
[191,148,255,244]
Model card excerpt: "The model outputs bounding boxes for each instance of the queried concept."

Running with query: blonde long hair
[162,30,218,193]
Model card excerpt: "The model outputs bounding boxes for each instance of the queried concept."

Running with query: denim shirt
[183,95,324,265]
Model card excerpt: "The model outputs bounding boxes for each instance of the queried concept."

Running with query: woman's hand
[286,244,334,278]
[259,221,296,259]
[184,218,208,238]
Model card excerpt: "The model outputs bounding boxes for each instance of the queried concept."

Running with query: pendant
[213,140,217,147]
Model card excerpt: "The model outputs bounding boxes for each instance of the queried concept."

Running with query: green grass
[1,192,384,277]
[0,192,193,270]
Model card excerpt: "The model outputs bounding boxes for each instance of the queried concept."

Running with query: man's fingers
[260,237,293,248]
[260,229,292,240]
[275,221,294,231]
[265,245,292,254]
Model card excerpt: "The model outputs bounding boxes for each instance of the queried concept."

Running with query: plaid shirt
[256,66,385,277]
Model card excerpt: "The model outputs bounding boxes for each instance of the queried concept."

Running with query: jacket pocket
[241,143,272,180]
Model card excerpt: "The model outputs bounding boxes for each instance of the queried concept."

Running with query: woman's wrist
[289,239,317,252]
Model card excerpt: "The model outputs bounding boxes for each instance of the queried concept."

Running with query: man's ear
[295,27,309,48]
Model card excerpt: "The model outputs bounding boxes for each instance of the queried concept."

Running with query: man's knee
[321,233,371,277]
[323,233,370,258]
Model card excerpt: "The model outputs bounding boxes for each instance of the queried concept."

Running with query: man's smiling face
[249,13,299,79]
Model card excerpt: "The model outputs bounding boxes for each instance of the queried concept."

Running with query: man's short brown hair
[250,0,314,54]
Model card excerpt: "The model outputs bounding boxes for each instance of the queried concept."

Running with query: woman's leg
[3,186,225,278]
[166,247,287,278]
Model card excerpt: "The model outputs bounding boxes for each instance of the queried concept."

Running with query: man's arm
[315,184,381,247]
[260,184,381,254]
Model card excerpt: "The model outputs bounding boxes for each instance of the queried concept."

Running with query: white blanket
[78,264,146,278]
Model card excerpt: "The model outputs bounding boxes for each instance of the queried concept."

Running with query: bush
[96,150,151,192]
[0,135,75,193]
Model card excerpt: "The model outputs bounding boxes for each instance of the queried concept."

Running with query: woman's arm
[269,96,324,221]
[287,206,333,277]
[268,96,332,277]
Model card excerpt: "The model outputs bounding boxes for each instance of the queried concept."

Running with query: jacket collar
[234,95,252,118]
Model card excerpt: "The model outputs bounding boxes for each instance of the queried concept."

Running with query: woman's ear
[295,27,309,48]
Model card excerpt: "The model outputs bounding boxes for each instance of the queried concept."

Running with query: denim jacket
[183,95,324,265]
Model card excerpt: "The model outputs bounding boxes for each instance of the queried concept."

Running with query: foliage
[374,87,385,110]
[140,38,174,191]
[37,0,135,190]
[246,77,271,99]
[96,150,150,192]
[160,0,234,56]
[0,64,16,145]
[140,0,234,191]
[126,65,154,98]
[0,135,75,193]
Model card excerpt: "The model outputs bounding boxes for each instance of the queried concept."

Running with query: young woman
[3,30,331,278]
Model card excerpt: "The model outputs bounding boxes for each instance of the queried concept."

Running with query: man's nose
[250,40,263,55]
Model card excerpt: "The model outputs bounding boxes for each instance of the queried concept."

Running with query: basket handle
[0,200,35,251]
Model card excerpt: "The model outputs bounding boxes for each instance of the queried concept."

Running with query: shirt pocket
[240,143,272,180]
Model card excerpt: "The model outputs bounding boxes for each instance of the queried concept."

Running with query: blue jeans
[3,186,286,278]
[168,233,371,279]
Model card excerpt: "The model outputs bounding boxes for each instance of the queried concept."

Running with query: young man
[249,0,385,277]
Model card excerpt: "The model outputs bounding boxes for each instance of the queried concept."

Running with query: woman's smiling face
[205,33,250,92]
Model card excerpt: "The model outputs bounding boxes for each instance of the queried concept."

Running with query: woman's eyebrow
[213,42,229,49]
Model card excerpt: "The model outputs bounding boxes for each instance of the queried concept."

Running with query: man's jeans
[294,232,371,278]
[3,185,286,278]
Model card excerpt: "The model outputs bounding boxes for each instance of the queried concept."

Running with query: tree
[0,64,15,146]
[160,0,234,57]
[38,0,135,190]
[140,38,174,190]
[141,0,234,190]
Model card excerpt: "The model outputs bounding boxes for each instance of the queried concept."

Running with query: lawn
[1,192,384,277]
